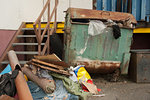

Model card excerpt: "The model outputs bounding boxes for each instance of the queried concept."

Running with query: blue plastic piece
[0,64,12,75]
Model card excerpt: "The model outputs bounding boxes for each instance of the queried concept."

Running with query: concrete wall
[0,0,92,30]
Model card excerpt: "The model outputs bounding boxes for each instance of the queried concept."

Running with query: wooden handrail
[41,28,55,55]
[33,0,50,26]
[41,1,58,42]
[33,0,58,55]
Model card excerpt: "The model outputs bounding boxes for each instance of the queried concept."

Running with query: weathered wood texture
[32,59,64,70]
[22,66,56,93]
[30,62,71,76]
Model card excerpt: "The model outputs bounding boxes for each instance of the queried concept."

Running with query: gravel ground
[87,74,150,100]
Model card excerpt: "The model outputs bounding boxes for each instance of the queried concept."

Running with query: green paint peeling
[64,12,133,74]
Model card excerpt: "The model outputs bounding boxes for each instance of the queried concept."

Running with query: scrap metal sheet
[68,8,137,24]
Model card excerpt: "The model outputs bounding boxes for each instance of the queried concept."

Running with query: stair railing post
[38,20,41,55]
[54,0,58,32]
[47,1,50,54]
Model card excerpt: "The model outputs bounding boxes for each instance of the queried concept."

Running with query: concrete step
[1,61,28,65]
[15,51,38,55]
[17,35,48,38]
[12,43,45,46]
[22,28,45,31]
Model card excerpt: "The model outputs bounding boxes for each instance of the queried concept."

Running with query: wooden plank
[33,25,40,43]
[32,59,64,70]
[41,28,55,55]
[47,2,50,54]
[30,62,71,76]
[38,20,41,55]
[41,38,49,55]
[34,54,61,61]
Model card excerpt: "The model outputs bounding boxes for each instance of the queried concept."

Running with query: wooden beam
[38,20,41,55]
[47,2,50,54]
[31,59,64,70]
[41,28,55,55]
[33,25,40,43]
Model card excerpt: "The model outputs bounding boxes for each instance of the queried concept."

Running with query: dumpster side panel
[64,23,133,74]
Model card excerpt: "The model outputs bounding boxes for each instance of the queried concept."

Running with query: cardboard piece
[34,54,61,61]
[82,81,99,95]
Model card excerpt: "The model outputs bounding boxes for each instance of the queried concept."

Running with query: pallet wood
[30,62,71,76]
[32,59,64,70]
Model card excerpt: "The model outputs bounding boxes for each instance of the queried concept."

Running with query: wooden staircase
[0,0,63,68]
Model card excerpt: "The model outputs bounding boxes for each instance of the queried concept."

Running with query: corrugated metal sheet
[96,0,150,22]
[64,8,134,74]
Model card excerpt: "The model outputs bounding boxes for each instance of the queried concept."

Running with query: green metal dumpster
[63,8,137,74]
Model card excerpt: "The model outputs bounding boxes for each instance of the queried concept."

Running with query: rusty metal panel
[68,8,137,24]
[64,8,133,74]
[73,60,120,74]
[129,50,150,83]
[64,24,133,74]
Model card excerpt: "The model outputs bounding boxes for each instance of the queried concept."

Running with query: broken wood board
[82,81,99,95]
[31,62,71,76]
[31,59,64,70]
[43,60,70,69]
[34,54,61,61]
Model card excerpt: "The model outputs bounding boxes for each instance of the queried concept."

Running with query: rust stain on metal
[68,8,137,24]
[73,60,120,74]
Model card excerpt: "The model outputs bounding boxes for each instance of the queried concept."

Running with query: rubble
[0,50,103,100]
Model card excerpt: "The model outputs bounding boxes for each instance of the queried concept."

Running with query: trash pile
[0,50,104,100]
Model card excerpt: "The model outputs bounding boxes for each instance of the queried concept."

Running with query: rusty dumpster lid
[67,8,137,24]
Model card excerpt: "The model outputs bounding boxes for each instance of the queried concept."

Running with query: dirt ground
[87,74,150,100]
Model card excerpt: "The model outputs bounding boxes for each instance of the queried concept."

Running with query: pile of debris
[0,50,104,100]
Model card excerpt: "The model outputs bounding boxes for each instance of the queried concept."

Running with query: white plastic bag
[88,20,106,36]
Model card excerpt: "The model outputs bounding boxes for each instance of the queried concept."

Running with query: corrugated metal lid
[68,8,137,24]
